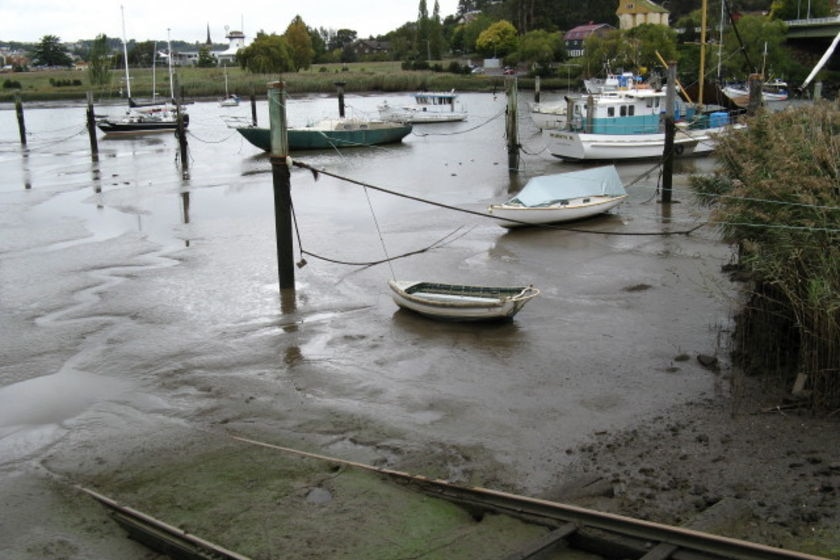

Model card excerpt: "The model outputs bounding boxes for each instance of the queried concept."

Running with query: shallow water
[0,91,739,554]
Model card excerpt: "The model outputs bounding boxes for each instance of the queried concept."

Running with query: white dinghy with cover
[488,165,628,227]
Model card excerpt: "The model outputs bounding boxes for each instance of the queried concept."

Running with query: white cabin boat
[543,89,741,161]
[488,165,627,227]
[378,91,467,123]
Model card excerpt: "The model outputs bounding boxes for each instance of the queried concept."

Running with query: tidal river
[1,91,735,557]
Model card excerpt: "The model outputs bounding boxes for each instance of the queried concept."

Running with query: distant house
[351,39,390,57]
[616,0,670,30]
[565,23,616,57]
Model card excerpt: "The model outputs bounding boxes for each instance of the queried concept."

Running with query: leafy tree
[328,29,358,52]
[476,20,518,58]
[283,15,315,71]
[32,35,72,67]
[770,0,832,19]
[196,46,216,67]
[518,29,565,71]
[626,24,678,74]
[719,15,791,80]
[461,12,495,54]
[308,26,327,63]
[238,31,294,74]
[429,0,446,60]
[88,34,112,88]
[416,0,431,59]
[128,41,156,67]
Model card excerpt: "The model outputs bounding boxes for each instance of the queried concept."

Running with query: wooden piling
[334,81,347,118]
[268,81,295,291]
[86,92,99,161]
[505,77,519,173]
[250,90,258,126]
[15,94,26,146]
[661,61,677,204]
[534,75,541,104]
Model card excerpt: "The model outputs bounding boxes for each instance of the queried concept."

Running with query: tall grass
[692,101,840,408]
[1,63,566,103]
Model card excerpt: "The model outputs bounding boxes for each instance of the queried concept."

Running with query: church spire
[206,23,212,45]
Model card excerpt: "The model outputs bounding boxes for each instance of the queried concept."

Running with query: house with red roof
[564,23,616,58]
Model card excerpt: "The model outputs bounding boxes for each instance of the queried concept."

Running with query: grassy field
[1,61,570,103]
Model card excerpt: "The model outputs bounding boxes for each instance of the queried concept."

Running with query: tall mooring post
[747,73,762,115]
[86,92,99,161]
[534,75,541,104]
[661,61,677,204]
[505,77,519,173]
[268,81,295,291]
[15,94,26,147]
[334,81,347,118]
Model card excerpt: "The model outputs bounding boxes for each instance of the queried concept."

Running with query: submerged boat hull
[388,280,539,321]
[237,122,412,151]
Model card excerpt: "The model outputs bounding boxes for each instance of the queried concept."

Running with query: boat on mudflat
[236,118,412,151]
[488,165,627,227]
[543,89,742,161]
[378,91,467,123]
[388,280,539,321]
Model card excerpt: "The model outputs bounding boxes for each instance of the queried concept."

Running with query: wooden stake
[268,81,295,291]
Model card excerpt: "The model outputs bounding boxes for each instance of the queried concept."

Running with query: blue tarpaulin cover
[508,165,626,207]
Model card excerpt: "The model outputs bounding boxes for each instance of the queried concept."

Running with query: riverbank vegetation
[0,63,564,103]
[691,101,840,409]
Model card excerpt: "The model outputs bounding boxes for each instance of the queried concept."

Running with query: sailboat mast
[717,0,724,82]
[699,0,708,105]
[152,41,157,103]
[121,5,131,100]
[167,28,174,101]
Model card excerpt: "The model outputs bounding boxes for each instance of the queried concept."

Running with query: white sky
[1,0,460,44]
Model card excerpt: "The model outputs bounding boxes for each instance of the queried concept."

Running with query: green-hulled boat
[237,118,412,151]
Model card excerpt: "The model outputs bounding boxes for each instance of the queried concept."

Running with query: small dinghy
[388,280,539,321]
[488,165,627,227]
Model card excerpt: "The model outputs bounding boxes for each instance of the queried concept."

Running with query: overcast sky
[1,0,460,44]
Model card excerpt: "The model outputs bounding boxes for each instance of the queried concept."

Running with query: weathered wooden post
[15,94,26,147]
[505,77,519,173]
[534,75,541,104]
[268,81,295,291]
[250,90,258,126]
[173,75,189,176]
[86,92,99,161]
[334,81,346,118]
[661,61,677,204]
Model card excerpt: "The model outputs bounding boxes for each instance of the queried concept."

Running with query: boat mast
[699,0,708,105]
[121,5,131,100]
[716,0,724,82]
[152,40,157,103]
[167,28,174,102]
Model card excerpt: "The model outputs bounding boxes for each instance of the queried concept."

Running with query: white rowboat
[388,280,539,321]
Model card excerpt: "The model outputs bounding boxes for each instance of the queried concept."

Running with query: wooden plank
[640,542,679,560]
[501,522,578,560]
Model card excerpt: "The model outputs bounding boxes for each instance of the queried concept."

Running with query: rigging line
[186,130,239,144]
[361,184,396,279]
[292,159,701,236]
[411,108,506,137]
[300,225,472,268]
[705,220,840,234]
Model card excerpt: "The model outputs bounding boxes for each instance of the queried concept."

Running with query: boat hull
[237,123,412,151]
[529,102,567,130]
[543,125,741,161]
[388,280,539,321]
[97,119,184,135]
[488,195,627,227]
[378,107,466,123]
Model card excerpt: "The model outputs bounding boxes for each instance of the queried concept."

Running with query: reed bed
[692,101,840,409]
[1,62,563,103]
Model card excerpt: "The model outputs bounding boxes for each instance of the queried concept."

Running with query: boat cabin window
[628,105,635,116]
[620,105,627,117]
[607,107,615,117]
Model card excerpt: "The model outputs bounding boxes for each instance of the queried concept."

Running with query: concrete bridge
[785,16,840,39]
